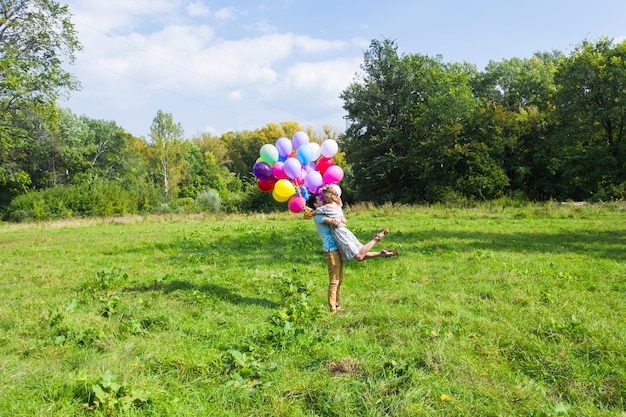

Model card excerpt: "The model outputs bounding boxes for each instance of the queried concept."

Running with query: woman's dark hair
[306,194,318,209]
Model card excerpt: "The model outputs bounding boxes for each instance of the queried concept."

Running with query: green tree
[222,129,269,183]
[471,54,560,199]
[35,109,132,186]
[183,132,241,197]
[80,116,130,179]
[341,39,480,203]
[121,135,162,212]
[474,54,560,112]
[149,110,187,201]
[192,131,229,165]
[554,37,626,200]
[0,0,81,205]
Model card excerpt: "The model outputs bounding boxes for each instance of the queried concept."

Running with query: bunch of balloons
[252,131,344,213]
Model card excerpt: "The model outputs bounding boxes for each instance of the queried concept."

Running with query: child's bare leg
[353,228,389,261]
[354,239,380,261]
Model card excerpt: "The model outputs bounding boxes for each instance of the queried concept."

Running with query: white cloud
[282,58,361,105]
[254,19,277,34]
[214,7,237,21]
[70,0,177,33]
[293,36,347,53]
[186,1,211,18]
[228,90,243,100]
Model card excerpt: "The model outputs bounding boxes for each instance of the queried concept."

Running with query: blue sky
[60,0,626,139]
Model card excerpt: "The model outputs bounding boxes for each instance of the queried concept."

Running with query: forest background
[1,1,625,222]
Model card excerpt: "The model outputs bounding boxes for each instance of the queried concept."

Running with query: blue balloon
[300,186,310,201]
[296,144,314,165]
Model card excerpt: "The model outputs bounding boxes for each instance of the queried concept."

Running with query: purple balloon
[292,131,309,149]
[304,170,323,190]
[253,161,272,179]
[283,157,302,179]
[275,137,292,157]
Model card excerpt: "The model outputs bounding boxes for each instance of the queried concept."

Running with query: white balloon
[308,142,322,161]
[321,139,338,158]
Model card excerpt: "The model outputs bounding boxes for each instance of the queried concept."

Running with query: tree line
[1,1,624,221]
[342,38,625,203]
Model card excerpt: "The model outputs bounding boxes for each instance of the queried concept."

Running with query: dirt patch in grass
[327,356,361,377]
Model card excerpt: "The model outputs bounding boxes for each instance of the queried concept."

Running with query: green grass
[0,202,625,416]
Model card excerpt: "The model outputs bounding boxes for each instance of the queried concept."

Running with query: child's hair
[321,185,342,205]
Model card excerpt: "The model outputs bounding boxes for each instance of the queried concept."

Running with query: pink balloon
[322,165,344,184]
[271,161,288,179]
[288,195,305,213]
[298,167,307,181]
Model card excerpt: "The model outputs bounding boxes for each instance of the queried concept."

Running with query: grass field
[0,202,625,416]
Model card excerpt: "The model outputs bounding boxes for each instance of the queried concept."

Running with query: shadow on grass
[122,223,626,267]
[138,226,320,267]
[125,279,281,309]
[393,229,626,262]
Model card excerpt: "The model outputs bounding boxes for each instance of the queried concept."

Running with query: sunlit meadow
[0,202,624,416]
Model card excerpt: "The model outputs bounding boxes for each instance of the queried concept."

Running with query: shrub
[195,189,222,212]
[176,197,195,213]
[4,180,162,221]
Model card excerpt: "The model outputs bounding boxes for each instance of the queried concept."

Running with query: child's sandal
[373,228,389,242]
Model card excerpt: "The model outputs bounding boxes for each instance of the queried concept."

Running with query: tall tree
[341,39,480,203]
[341,39,419,202]
[183,132,241,197]
[471,54,560,199]
[221,130,263,183]
[0,0,81,205]
[149,110,187,201]
[554,37,626,199]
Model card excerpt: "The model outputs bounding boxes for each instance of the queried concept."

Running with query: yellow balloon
[272,188,290,202]
[274,179,295,198]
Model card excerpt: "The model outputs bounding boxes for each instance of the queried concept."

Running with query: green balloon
[260,144,279,164]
